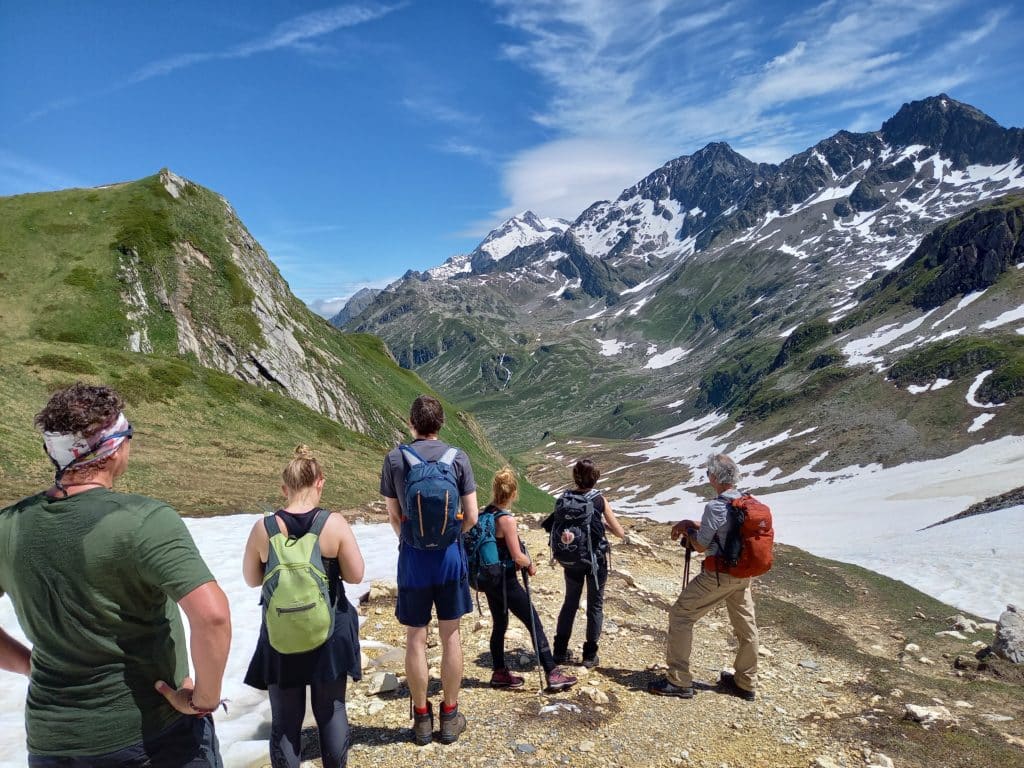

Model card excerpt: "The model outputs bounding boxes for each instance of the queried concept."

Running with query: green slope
[0,175,550,514]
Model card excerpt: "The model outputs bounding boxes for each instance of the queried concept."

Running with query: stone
[360,652,370,670]
[581,686,609,705]
[935,630,968,640]
[813,757,842,768]
[981,713,1014,722]
[868,752,895,768]
[949,614,978,633]
[904,704,957,727]
[515,744,537,754]
[904,643,921,653]
[917,656,935,665]
[758,647,774,658]
[579,740,596,752]
[611,568,638,587]
[953,700,973,708]
[367,671,399,695]
[993,605,1024,663]
[798,659,820,670]
[367,580,398,602]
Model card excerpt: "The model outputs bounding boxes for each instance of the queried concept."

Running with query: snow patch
[980,303,1024,330]
[965,370,1004,408]
[598,339,631,356]
[968,413,996,432]
[644,347,690,369]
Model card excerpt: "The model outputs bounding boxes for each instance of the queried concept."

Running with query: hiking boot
[545,667,578,692]
[581,642,598,668]
[717,672,756,701]
[647,677,695,698]
[439,705,467,744]
[581,654,599,669]
[490,668,525,689]
[412,702,434,745]
[553,648,575,665]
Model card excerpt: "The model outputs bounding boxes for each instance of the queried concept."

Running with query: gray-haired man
[648,453,758,700]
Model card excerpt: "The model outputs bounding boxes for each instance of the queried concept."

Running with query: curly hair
[490,467,518,508]
[35,382,124,437]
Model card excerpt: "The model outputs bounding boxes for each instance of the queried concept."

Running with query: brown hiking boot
[439,705,467,744]
[412,702,434,745]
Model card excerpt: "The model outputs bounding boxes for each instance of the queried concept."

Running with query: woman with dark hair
[477,468,577,692]
[243,445,365,768]
[550,458,625,668]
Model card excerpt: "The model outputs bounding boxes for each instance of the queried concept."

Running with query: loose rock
[993,605,1024,663]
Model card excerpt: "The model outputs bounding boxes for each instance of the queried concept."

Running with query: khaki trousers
[665,569,758,690]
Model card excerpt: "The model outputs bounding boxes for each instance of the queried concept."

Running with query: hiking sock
[414,705,430,716]
[441,701,458,715]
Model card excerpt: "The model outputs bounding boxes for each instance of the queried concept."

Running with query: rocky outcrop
[993,605,1024,663]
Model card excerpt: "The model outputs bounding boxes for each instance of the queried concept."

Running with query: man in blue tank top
[380,395,479,746]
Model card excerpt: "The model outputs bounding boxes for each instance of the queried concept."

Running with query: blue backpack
[400,444,463,550]
[464,506,512,590]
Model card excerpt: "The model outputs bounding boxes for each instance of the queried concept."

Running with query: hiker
[648,453,761,700]
[242,445,365,768]
[380,395,479,745]
[547,458,625,668]
[0,383,230,766]
[473,468,577,691]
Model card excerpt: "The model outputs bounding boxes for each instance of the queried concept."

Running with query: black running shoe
[647,677,695,698]
[717,672,756,701]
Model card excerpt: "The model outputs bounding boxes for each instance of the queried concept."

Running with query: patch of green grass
[888,336,1024,391]
[24,354,98,375]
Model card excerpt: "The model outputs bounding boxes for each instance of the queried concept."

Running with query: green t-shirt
[0,488,214,756]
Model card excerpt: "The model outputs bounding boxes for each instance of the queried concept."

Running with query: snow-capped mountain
[345,95,1024,460]
[470,210,570,271]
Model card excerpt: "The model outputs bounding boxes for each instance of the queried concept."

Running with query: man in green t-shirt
[0,383,232,766]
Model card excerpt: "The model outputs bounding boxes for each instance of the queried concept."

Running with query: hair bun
[294,444,314,460]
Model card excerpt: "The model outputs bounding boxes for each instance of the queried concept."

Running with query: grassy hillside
[0,176,551,514]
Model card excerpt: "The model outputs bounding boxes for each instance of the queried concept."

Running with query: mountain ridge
[343,94,1024,463]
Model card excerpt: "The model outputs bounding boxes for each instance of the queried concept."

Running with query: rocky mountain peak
[881,94,1021,167]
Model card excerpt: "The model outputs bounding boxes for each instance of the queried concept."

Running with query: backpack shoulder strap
[438,447,459,468]
[308,508,330,536]
[400,444,425,466]
[263,514,282,537]
[584,489,600,501]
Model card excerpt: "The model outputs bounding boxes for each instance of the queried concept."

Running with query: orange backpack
[709,494,774,578]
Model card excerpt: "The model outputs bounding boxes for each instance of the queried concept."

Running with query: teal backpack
[463,505,513,591]
[262,509,335,654]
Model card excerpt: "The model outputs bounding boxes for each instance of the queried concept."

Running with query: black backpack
[548,489,601,573]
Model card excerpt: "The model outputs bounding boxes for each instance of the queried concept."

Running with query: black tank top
[275,508,343,605]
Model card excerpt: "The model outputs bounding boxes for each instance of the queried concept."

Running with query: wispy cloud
[0,150,84,196]
[401,97,479,126]
[28,3,402,121]
[487,0,1010,221]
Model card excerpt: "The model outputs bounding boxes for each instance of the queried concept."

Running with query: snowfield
[2,433,1024,763]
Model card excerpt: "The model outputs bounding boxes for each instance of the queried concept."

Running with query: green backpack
[262,509,335,654]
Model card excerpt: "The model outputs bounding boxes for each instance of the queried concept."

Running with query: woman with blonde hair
[476,468,576,691]
[243,446,365,768]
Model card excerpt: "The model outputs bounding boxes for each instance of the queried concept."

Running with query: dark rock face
[902,199,1024,310]
[881,94,1024,168]
[850,180,888,212]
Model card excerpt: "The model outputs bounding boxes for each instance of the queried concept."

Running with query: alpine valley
[341,95,1024,482]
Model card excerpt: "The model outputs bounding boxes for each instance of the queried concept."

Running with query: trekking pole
[681,536,693,585]
[520,567,548,693]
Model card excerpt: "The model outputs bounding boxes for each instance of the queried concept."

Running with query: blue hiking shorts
[396,576,473,627]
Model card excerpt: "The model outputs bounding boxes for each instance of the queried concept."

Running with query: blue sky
[2,1,1022,316]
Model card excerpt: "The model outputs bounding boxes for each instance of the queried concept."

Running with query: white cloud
[29,3,402,121]
[486,0,1004,227]
[306,277,399,318]
[497,137,664,221]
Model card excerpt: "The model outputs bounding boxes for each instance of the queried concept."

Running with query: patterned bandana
[43,412,132,475]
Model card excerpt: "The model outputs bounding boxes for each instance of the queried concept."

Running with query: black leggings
[483,569,556,673]
[268,678,350,768]
[555,562,608,656]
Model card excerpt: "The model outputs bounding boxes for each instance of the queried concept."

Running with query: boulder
[367,671,399,695]
[367,580,398,602]
[993,605,1024,664]
[904,704,957,727]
